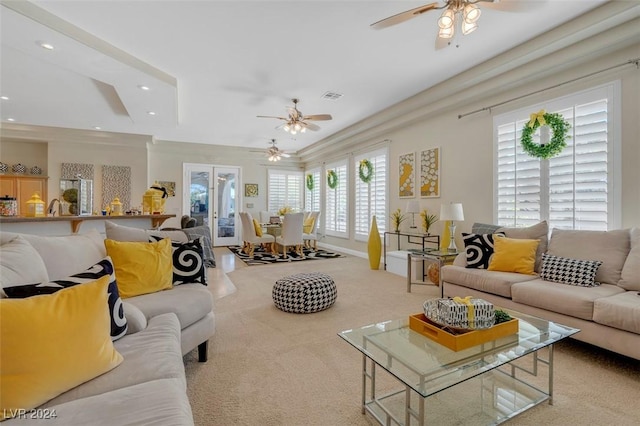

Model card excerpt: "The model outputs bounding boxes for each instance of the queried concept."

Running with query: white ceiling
[0,0,612,153]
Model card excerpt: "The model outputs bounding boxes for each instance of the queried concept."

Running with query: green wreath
[306,174,314,191]
[521,110,571,159]
[358,159,374,183]
[327,170,338,189]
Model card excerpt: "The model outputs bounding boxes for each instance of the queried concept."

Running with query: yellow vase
[440,220,451,251]
[368,215,382,270]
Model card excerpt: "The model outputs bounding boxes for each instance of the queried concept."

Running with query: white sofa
[442,223,640,360]
[0,229,215,424]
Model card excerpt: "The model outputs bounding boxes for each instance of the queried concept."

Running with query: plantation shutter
[495,83,617,231]
[354,149,388,239]
[267,169,303,213]
[325,160,348,237]
[304,168,321,212]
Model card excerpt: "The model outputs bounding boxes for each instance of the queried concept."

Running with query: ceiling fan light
[463,4,481,23]
[438,26,455,39]
[283,124,290,132]
[300,126,306,133]
[438,9,455,29]
[294,122,301,131]
[462,20,478,35]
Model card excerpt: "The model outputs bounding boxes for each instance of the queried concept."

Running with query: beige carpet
[184,254,640,426]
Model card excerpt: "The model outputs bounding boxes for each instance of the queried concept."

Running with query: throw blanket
[182,225,216,268]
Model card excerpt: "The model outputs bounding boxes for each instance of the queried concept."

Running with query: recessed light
[93,126,102,130]
[138,85,150,91]
[39,42,54,50]
[0,96,9,100]
[147,111,156,116]
[7,118,16,122]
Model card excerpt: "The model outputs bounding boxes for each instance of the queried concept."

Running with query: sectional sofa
[442,221,640,360]
[0,226,215,424]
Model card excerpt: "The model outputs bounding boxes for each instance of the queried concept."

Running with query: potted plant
[390,208,406,232]
[420,209,438,235]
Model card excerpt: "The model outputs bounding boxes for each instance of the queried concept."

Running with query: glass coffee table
[338,310,579,425]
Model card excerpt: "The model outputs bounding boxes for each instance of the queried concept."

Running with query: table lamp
[440,202,464,252]
[406,201,420,229]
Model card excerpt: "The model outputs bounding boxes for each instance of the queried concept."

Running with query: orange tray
[409,313,519,352]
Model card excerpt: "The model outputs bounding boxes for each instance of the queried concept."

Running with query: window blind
[325,161,348,237]
[354,149,388,239]
[267,169,303,213]
[304,168,321,213]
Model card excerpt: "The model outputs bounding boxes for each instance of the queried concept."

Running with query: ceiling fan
[371,0,529,48]
[257,98,332,135]
[263,139,291,162]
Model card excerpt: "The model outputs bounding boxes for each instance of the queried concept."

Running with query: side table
[406,250,459,297]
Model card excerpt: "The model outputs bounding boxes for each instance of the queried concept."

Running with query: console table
[383,231,439,271]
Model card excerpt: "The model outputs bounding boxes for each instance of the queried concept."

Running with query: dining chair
[275,212,304,258]
[239,212,275,257]
[303,211,321,250]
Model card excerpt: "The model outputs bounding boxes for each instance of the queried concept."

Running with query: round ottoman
[272,272,337,313]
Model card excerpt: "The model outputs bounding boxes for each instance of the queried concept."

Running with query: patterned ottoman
[272,272,337,313]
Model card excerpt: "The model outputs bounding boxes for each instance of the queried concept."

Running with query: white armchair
[239,212,275,257]
[275,212,304,258]
[303,211,321,249]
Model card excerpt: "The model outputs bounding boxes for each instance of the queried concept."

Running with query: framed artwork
[398,152,415,198]
[245,183,258,197]
[420,147,440,198]
[158,181,176,197]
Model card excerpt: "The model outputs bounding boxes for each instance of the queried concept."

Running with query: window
[304,168,321,213]
[494,82,620,231]
[267,169,303,212]
[325,160,348,237]
[354,148,388,240]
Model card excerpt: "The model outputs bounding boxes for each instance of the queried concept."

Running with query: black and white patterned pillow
[149,236,207,285]
[540,253,602,287]
[463,232,504,269]
[3,256,128,340]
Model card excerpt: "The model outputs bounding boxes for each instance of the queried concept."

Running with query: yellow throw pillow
[0,276,123,418]
[104,238,173,298]
[303,217,315,234]
[488,236,540,275]
[253,218,263,237]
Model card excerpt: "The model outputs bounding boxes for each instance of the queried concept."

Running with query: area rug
[228,245,344,265]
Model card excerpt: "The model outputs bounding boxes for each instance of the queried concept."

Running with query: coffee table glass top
[338,309,579,398]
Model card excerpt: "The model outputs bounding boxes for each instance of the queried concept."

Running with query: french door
[183,164,241,246]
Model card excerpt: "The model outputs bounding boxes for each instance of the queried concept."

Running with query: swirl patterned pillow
[462,232,504,269]
[540,253,602,287]
[3,257,128,340]
[148,236,207,285]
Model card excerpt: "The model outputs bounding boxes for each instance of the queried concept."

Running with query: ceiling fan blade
[275,123,287,130]
[303,114,332,121]
[257,115,287,120]
[302,122,321,131]
[371,2,439,30]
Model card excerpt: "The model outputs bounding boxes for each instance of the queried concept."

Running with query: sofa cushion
[105,239,173,298]
[619,227,640,291]
[122,301,147,335]
[148,236,207,285]
[471,222,502,235]
[0,235,49,294]
[0,277,123,416]
[4,257,128,340]
[181,225,216,268]
[497,221,548,272]
[442,265,538,298]
[1,230,106,281]
[540,253,602,287]
[126,283,213,331]
[43,313,184,407]
[593,292,640,334]
[462,232,503,269]
[511,279,625,320]
[10,378,194,426]
[547,228,630,285]
[488,236,539,275]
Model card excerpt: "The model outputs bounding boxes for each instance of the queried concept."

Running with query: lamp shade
[439,203,464,221]
[406,200,420,214]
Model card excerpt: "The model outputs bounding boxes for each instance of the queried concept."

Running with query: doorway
[184,164,241,247]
